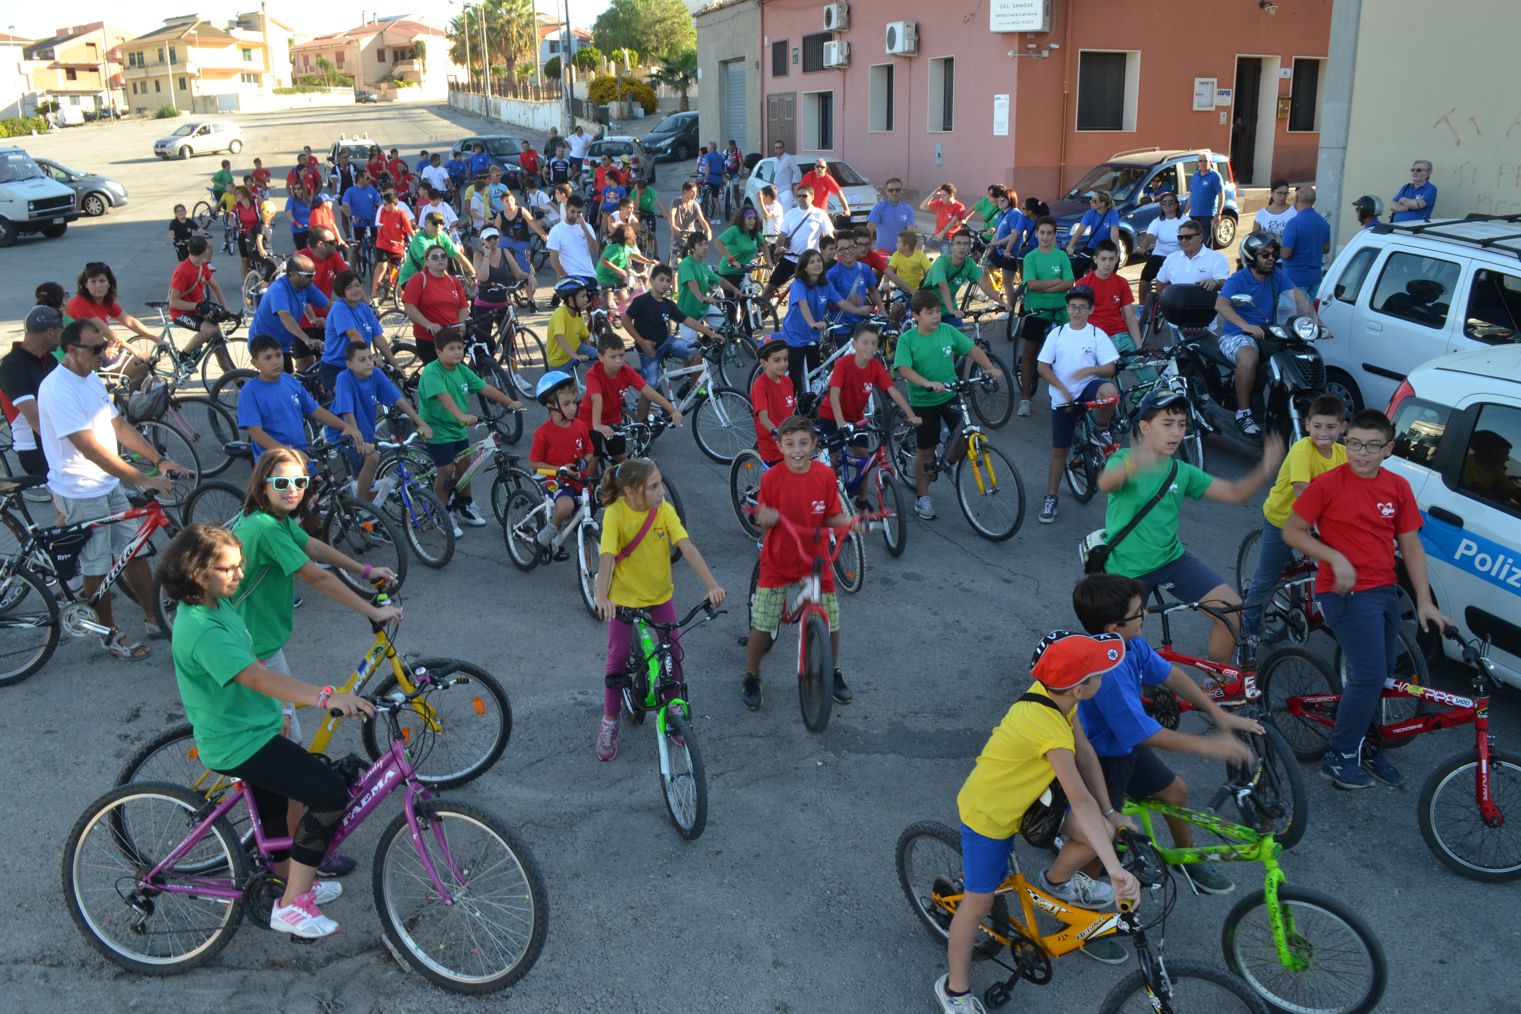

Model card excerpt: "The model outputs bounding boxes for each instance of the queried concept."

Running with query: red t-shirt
[821,355,892,425]
[1077,270,1134,337]
[231,200,259,234]
[376,205,413,254]
[301,166,323,197]
[582,364,649,427]
[402,271,467,342]
[66,295,121,325]
[169,258,213,306]
[928,197,968,238]
[530,417,593,484]
[758,461,844,591]
[388,158,409,184]
[367,156,388,182]
[750,373,797,464]
[251,167,271,191]
[858,247,889,276]
[1291,464,1422,594]
[519,148,541,174]
[800,170,842,210]
[297,247,349,316]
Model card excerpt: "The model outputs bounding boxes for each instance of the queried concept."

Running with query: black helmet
[1352,195,1382,217]
[1240,230,1280,262]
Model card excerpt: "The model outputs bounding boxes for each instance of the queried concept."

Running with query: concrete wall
[449,88,569,134]
[695,0,762,153]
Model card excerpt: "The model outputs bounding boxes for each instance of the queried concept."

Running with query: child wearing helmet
[529,371,593,549]
[547,278,599,370]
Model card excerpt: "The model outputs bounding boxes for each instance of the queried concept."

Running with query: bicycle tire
[373,799,547,993]
[361,660,512,788]
[501,490,543,571]
[884,405,920,490]
[1233,720,1309,850]
[691,385,756,464]
[1417,748,1521,882]
[833,527,865,595]
[954,443,1025,541]
[661,705,708,840]
[397,485,455,568]
[489,466,534,526]
[1257,647,1339,762]
[1064,443,1103,504]
[191,201,214,230]
[166,395,239,479]
[197,333,256,392]
[729,449,765,538]
[799,612,835,733]
[1222,884,1387,1014]
[1181,415,1209,472]
[240,269,266,314]
[151,570,178,633]
[1099,958,1266,1013]
[716,332,759,385]
[660,475,686,562]
[180,479,246,529]
[968,352,1017,429]
[208,367,257,415]
[475,358,524,444]
[0,567,60,688]
[578,524,600,618]
[132,419,202,509]
[1332,628,1433,747]
[500,326,547,396]
[63,781,247,975]
[320,495,407,596]
[894,821,1010,961]
[114,722,248,841]
[878,469,908,557]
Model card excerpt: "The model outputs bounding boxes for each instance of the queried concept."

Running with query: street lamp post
[479,4,491,105]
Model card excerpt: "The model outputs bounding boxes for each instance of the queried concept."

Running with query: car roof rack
[1110,146,1162,158]
[1371,212,1521,262]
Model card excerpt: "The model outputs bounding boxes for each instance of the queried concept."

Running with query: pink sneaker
[595,716,620,761]
[270,890,339,938]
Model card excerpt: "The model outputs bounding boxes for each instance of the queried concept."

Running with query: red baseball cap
[1029,630,1127,691]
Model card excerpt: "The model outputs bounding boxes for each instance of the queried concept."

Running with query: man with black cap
[0,306,63,476]
[1352,195,1381,231]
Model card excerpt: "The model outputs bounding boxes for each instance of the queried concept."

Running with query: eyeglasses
[1411,168,1426,173]
[265,475,310,491]
[1121,608,1146,624]
[1345,438,1390,454]
[291,270,315,279]
[886,188,902,194]
[210,563,245,575]
[425,253,447,261]
[1178,231,1201,240]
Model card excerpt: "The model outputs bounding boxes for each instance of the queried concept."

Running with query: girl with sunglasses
[1136,191,1185,307]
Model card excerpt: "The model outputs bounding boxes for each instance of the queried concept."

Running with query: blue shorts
[1136,550,1227,606]
[1099,745,1177,807]
[959,822,1018,895]
[1051,378,1107,450]
[637,335,699,385]
[425,439,470,467]
[988,248,1021,271]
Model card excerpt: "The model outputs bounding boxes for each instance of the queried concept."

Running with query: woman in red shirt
[366,147,387,186]
[230,186,261,278]
[66,262,161,382]
[401,247,468,363]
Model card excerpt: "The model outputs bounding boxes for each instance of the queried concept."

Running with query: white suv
[1315,216,1521,414]
[1384,344,1521,689]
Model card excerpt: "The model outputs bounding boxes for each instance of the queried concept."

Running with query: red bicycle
[832,423,907,556]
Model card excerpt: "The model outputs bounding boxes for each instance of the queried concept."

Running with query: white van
[0,147,80,246]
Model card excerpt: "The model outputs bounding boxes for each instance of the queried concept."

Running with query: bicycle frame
[629,617,689,782]
[935,867,1127,961]
[1287,677,1489,752]
[1149,596,1259,710]
[2,497,175,617]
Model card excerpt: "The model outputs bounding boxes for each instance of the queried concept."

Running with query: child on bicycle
[416,329,524,533]
[1283,409,1451,790]
[211,160,235,208]
[583,332,683,465]
[1036,285,1120,525]
[893,289,1000,521]
[1239,394,1347,664]
[161,522,375,938]
[938,630,1140,1012]
[239,335,364,463]
[741,415,854,710]
[1070,573,1259,904]
[546,278,599,370]
[816,323,919,465]
[529,371,593,549]
[1096,388,1283,664]
[330,342,430,502]
[749,336,797,466]
[592,458,725,761]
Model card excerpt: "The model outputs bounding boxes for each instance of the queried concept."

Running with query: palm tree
[448,0,536,91]
[651,48,696,112]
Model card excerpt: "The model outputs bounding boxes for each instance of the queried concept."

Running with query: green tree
[543,56,561,80]
[650,48,697,112]
[572,45,602,73]
[593,0,695,63]
[607,47,639,69]
[447,0,536,89]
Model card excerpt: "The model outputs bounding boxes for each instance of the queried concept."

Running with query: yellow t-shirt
[956,685,1076,840]
[599,498,689,607]
[546,305,592,368]
[890,249,933,290]
[1262,436,1348,527]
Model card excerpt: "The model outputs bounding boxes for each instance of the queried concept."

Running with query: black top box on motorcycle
[1159,284,1219,329]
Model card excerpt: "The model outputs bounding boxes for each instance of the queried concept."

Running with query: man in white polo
[1154,220,1230,296]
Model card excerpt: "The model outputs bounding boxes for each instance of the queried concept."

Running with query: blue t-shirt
[600,184,627,212]
[469,152,492,177]
[444,157,468,184]
[1391,181,1437,223]
[1220,266,1295,337]
[1077,636,1173,758]
[250,277,330,352]
[1078,208,1120,250]
[825,261,877,325]
[285,196,312,233]
[327,369,402,443]
[867,200,916,251]
[780,277,835,347]
[342,185,381,226]
[995,208,1033,246]
[237,374,318,459]
[1188,169,1224,218]
[699,150,725,185]
[322,300,384,368]
[1279,209,1331,291]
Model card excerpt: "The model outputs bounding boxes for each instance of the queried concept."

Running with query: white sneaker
[914,495,937,520]
[270,890,339,938]
[449,515,464,538]
[455,500,488,527]
[312,879,343,905]
[1042,868,1114,910]
[1016,399,1032,417]
[535,523,556,547]
[933,974,988,1013]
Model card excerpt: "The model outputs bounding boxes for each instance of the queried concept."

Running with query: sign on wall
[993,94,1010,136]
[990,0,1051,33]
[1192,77,1216,112]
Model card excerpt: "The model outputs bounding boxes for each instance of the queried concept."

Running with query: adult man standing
[772,140,802,211]
[1214,232,1317,437]
[762,185,833,302]
[800,158,848,220]
[340,170,381,247]
[1154,221,1230,295]
[1390,160,1437,222]
[566,126,594,176]
[1187,152,1225,248]
[1279,186,1332,297]
[38,319,185,659]
[0,306,63,476]
[546,195,601,287]
[867,178,915,253]
[698,141,726,210]
[250,254,330,368]
[330,152,358,197]
[420,153,451,197]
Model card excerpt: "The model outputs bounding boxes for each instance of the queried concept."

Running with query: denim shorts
[959,822,1017,895]
[1051,378,1107,450]
[1135,550,1227,605]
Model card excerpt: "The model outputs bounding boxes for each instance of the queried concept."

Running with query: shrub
[586,74,656,114]
[0,116,48,138]
[155,105,181,119]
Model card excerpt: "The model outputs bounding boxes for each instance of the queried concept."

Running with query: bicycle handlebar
[1444,624,1493,671]
[615,601,726,631]
[330,668,467,718]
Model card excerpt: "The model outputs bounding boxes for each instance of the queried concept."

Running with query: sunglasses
[74,342,109,356]
[1178,232,1201,239]
[265,475,310,492]
[290,270,315,279]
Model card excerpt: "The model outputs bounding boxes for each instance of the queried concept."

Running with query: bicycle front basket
[126,380,171,423]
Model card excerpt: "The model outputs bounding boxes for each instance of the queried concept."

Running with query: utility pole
[97,24,111,117]
[462,6,472,94]
[479,5,490,105]
[561,0,572,134]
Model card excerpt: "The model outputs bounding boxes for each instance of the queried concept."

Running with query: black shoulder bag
[1080,460,1178,575]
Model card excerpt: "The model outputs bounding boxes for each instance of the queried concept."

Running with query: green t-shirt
[1022,247,1074,317]
[637,187,659,213]
[893,323,973,407]
[1101,449,1215,577]
[920,255,984,315]
[171,599,277,771]
[676,256,720,320]
[972,196,1004,241]
[230,510,310,659]
[418,359,485,443]
[398,231,461,286]
[716,226,758,278]
[596,242,633,287]
[211,169,234,194]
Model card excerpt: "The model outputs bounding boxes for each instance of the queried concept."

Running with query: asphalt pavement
[1,103,1516,1014]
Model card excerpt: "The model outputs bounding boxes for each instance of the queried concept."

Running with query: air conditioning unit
[885,21,918,56]
[822,40,850,68]
[822,2,849,32]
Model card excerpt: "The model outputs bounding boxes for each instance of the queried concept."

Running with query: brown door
[1230,58,1262,184]
[767,93,796,153]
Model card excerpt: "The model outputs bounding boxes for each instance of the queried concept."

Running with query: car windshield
[485,138,521,155]
[49,160,84,177]
[652,114,689,134]
[0,152,44,184]
[170,124,196,137]
[827,162,868,187]
[1064,164,1149,202]
[595,142,634,156]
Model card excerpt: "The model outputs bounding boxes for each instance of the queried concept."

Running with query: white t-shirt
[779,206,834,259]
[567,133,593,159]
[1144,217,1184,257]
[38,365,120,499]
[420,165,451,192]
[547,220,599,277]
[761,200,785,240]
[1157,247,1230,286]
[525,189,557,224]
[467,191,488,229]
[1253,205,1298,239]
[420,200,458,232]
[1037,323,1120,408]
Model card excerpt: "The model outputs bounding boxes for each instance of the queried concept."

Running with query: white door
[723,60,748,151]
[1355,249,1464,410]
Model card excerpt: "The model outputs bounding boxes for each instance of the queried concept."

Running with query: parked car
[642,111,699,163]
[328,134,377,167]
[1383,344,1521,689]
[0,147,79,246]
[354,90,380,104]
[744,157,878,229]
[583,137,655,186]
[1049,149,1241,263]
[450,135,527,175]
[1315,214,1521,414]
[153,120,243,160]
[34,157,128,217]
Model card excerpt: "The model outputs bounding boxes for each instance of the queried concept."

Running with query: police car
[1385,344,1521,688]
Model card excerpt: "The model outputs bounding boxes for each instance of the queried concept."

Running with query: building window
[65,68,77,81]
[801,32,829,73]
[178,77,187,90]
[242,47,253,62]
[241,72,259,84]
[130,82,136,95]
[869,64,894,132]
[335,51,344,68]
[771,39,788,77]
[377,48,386,63]
[1288,57,1325,133]
[1076,50,1140,131]
[802,90,834,151]
[157,48,165,64]
[154,80,161,93]
[927,57,954,132]
[169,47,178,64]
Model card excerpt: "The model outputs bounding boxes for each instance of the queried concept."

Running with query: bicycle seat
[0,475,49,496]
[223,441,254,460]
[145,300,171,310]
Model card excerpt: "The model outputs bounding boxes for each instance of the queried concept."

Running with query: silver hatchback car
[154,120,244,160]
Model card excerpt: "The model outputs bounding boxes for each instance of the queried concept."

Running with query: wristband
[363,563,372,579]
[317,685,335,709]
[1103,807,1116,818]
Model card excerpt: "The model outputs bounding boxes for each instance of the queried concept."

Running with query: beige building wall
[694,0,761,155]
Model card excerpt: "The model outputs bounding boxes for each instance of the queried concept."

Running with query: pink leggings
[603,598,682,718]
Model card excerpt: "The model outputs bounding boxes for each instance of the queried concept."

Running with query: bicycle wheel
[166,396,239,479]
[954,443,1025,541]
[660,476,686,563]
[397,485,455,568]
[1333,629,1432,747]
[131,419,202,508]
[501,325,546,395]
[1064,444,1103,504]
[501,490,543,571]
[320,495,407,595]
[114,722,248,839]
[198,334,255,392]
[361,660,512,788]
[191,201,214,229]
[1417,748,1521,882]
[1181,412,1209,471]
[1257,647,1340,762]
[716,332,759,385]
[799,612,835,733]
[0,567,60,688]
[1233,720,1309,850]
[877,468,908,557]
[578,524,600,619]
[691,385,756,464]
[180,479,246,529]
[894,821,1009,960]
[968,352,1017,429]
[373,799,547,993]
[661,705,708,840]
[489,467,533,527]
[729,450,765,538]
[1222,885,1387,1014]
[833,527,865,595]
[885,405,920,490]
[1099,958,1266,1013]
[63,781,247,974]
[208,368,256,416]
[475,358,524,445]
